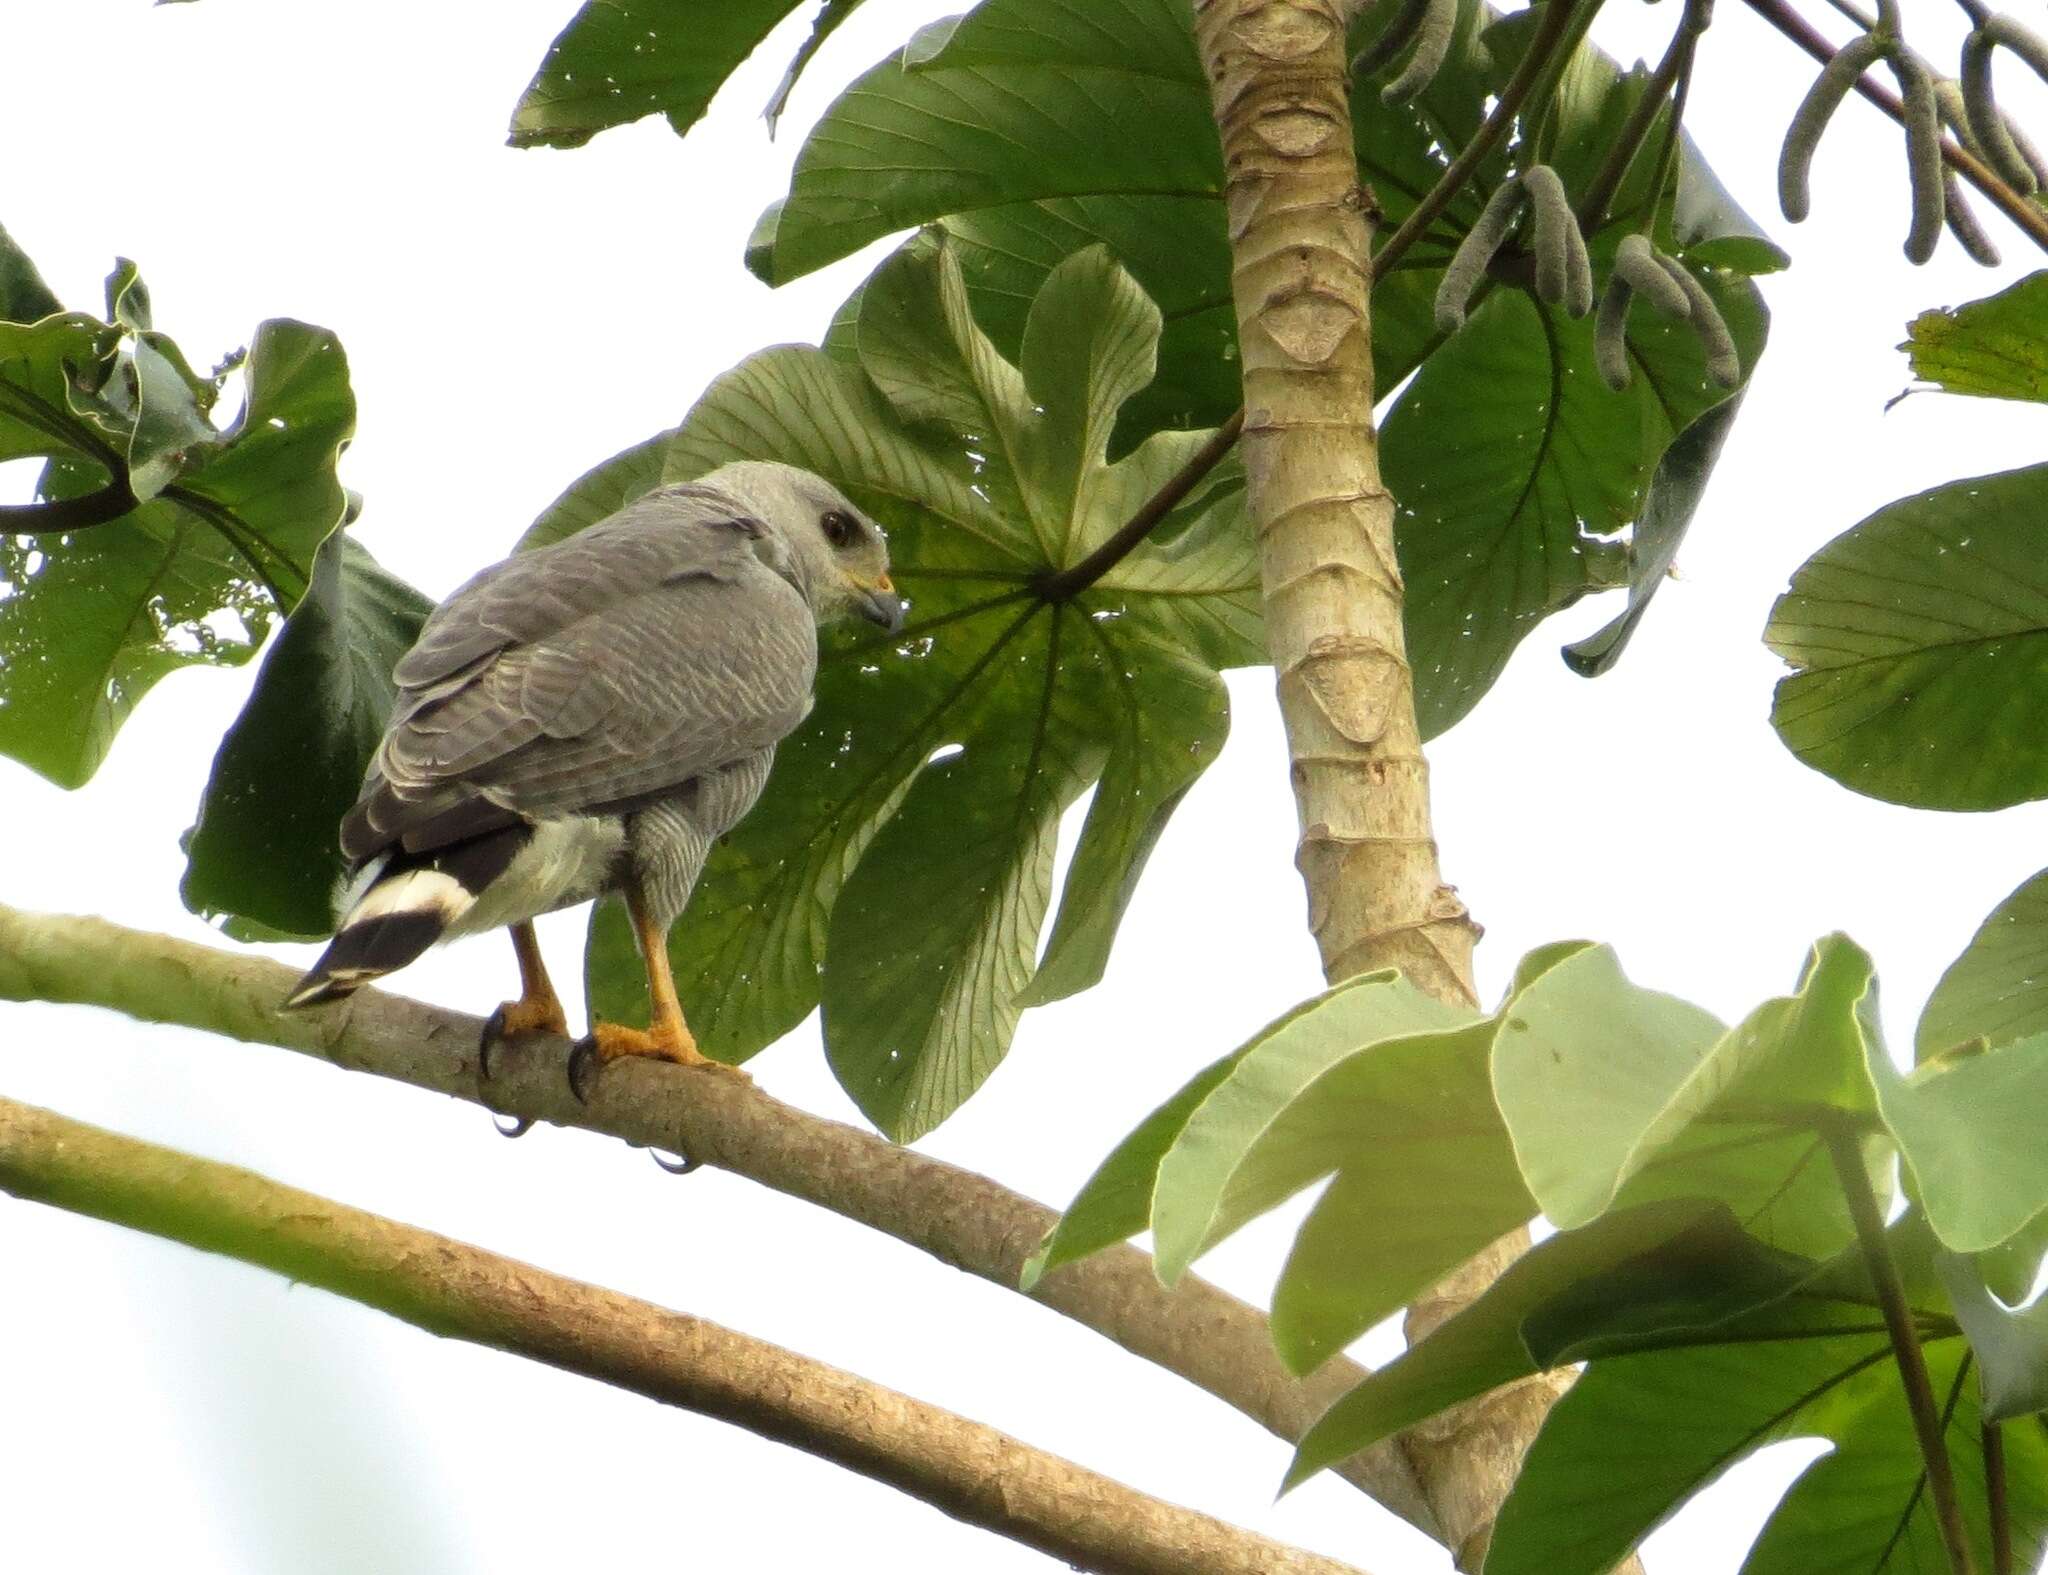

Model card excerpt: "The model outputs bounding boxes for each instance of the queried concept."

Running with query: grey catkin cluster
[1353,0,1459,104]
[1959,16,2048,199]
[1593,235,1739,392]
[1434,165,1593,333]
[1780,9,2048,267]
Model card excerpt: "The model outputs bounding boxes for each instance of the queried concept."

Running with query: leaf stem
[1372,0,1587,279]
[0,476,138,532]
[1034,408,1244,600]
[1824,1122,1977,1575]
[1984,1422,2012,1575]
[1740,0,2048,255]
[1584,0,1713,235]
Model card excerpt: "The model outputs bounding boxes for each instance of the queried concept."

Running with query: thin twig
[1372,0,1586,278]
[1983,1421,2012,1575]
[1741,0,2048,254]
[0,903,1439,1537]
[0,1094,1368,1575]
[1579,0,1712,231]
[1825,1124,1977,1575]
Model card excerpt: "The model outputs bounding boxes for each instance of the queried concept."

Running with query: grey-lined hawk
[283,461,900,1090]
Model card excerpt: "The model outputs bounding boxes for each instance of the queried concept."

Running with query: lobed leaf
[579,237,1255,1137]
[753,0,1773,729]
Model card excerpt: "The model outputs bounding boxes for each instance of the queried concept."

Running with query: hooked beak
[855,572,905,633]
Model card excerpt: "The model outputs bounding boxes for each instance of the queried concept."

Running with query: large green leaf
[1494,936,1884,1258]
[1029,943,1581,1373]
[1867,1025,2048,1256]
[515,427,676,552]
[508,0,868,149]
[1488,1330,2047,1575]
[581,237,1258,1139]
[1766,463,2048,811]
[180,535,431,941]
[1920,865,2048,1059]
[1147,975,1475,1285]
[752,0,1770,732]
[1284,1201,1833,1490]
[0,222,61,323]
[0,297,356,788]
[1904,271,2048,402]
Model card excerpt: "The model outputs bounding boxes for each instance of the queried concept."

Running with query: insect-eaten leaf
[1904,270,2048,402]
[0,243,356,788]
[181,534,431,941]
[580,235,1259,1141]
[1766,461,2048,810]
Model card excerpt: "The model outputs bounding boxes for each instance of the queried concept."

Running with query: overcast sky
[5,3,2047,1572]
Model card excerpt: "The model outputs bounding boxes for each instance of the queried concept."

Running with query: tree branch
[0,902,1437,1539]
[0,1094,1368,1575]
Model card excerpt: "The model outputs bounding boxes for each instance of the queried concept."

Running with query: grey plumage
[286,460,899,1009]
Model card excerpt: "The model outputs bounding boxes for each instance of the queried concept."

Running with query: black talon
[650,1148,700,1174]
[493,1112,534,1139]
[567,1036,600,1103]
[478,1005,510,1082]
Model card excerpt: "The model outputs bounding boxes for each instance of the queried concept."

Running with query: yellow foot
[567,1020,748,1101]
[479,994,572,1085]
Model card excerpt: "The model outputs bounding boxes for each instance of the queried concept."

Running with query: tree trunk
[1190,4,1579,1568]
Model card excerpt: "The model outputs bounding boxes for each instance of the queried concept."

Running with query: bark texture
[0,1094,1369,1575]
[1190,4,1571,1567]
[0,902,1432,1535]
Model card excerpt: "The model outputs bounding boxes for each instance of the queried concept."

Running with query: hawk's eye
[820,509,861,548]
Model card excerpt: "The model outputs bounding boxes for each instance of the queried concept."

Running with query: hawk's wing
[342,506,817,862]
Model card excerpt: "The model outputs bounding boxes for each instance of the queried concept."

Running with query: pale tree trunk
[1190,4,1595,1569]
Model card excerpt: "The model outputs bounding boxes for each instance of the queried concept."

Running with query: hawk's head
[689,460,903,634]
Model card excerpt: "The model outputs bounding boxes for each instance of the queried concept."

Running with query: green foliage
[1492,1304,2045,1575]
[0,248,356,789]
[577,238,1257,1139]
[1904,271,2048,400]
[1044,927,2048,1564]
[181,535,430,940]
[508,0,867,148]
[1868,1020,2048,1256]
[1920,865,2048,1059]
[1766,462,2048,812]
[750,0,1773,736]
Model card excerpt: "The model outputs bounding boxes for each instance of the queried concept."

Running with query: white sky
[4,3,2046,1572]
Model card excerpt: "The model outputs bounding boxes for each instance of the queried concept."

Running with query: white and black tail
[283,825,530,1009]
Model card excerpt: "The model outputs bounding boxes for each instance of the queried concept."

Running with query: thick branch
[1190,5,1594,1569]
[0,903,1435,1538]
[0,1095,1365,1575]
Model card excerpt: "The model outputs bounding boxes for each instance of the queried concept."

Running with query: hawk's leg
[479,921,570,1083]
[568,878,744,1100]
